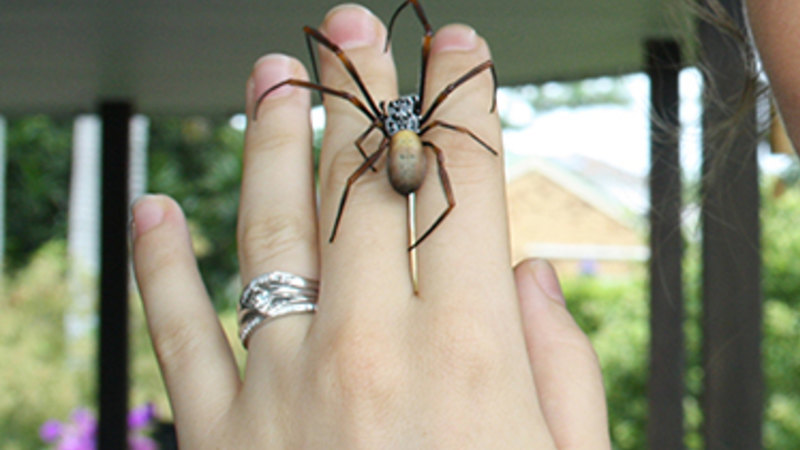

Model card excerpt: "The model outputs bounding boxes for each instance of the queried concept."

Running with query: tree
[761,183,800,447]
[5,115,72,272]
[147,116,244,307]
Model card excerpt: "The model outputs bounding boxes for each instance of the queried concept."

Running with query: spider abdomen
[387,129,427,195]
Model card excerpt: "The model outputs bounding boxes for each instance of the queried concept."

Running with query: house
[506,155,648,277]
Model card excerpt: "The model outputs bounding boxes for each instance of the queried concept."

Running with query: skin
[130,4,610,448]
[746,1,800,149]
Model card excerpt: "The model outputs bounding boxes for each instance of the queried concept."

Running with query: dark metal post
[0,116,6,275]
[646,39,684,450]
[98,101,132,449]
[698,1,763,448]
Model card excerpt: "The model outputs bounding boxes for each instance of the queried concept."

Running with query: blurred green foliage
[761,184,800,448]
[5,114,245,305]
[4,116,72,271]
[564,182,800,449]
[0,240,248,449]
[147,116,244,307]
[563,272,649,448]
[0,241,90,449]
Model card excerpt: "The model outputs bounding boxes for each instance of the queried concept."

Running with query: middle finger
[316,5,414,326]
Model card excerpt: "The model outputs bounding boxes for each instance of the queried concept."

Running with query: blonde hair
[691,0,771,180]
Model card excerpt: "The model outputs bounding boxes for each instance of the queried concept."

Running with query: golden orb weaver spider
[254,0,498,249]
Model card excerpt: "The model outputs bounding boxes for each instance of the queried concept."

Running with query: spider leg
[329,138,390,243]
[305,27,323,101]
[419,119,498,156]
[419,60,498,125]
[355,123,384,172]
[385,1,413,52]
[303,26,382,118]
[385,0,433,114]
[253,79,376,122]
[410,141,454,250]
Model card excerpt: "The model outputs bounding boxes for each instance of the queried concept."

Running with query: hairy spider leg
[407,60,499,248]
[419,59,498,126]
[305,25,322,90]
[385,0,434,115]
[303,26,382,118]
[355,122,385,172]
[420,119,498,156]
[253,79,376,123]
[329,138,391,243]
[410,141,453,249]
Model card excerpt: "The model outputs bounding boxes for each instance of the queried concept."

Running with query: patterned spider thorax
[384,95,420,136]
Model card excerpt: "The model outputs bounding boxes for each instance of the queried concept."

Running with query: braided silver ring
[237,271,319,348]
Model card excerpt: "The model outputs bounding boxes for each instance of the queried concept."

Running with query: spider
[254,0,498,249]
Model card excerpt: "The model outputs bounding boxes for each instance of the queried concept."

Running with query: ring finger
[240,54,319,358]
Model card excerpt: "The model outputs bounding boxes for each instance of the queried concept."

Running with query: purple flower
[42,404,158,450]
[39,419,63,443]
[129,435,159,450]
[70,408,97,437]
[127,403,156,430]
[48,408,97,450]
[58,432,95,450]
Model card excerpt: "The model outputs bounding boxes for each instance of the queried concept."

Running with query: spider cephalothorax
[384,95,421,135]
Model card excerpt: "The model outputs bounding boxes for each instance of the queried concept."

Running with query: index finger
[131,195,240,441]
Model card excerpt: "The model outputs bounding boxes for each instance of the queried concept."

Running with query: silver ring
[237,271,319,348]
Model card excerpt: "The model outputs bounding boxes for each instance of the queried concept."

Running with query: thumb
[514,258,611,449]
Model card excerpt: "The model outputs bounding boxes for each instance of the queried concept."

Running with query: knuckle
[319,47,395,98]
[547,318,601,365]
[238,212,313,267]
[315,322,405,408]
[255,130,298,155]
[135,235,188,283]
[247,112,311,158]
[149,315,205,378]
[323,142,364,188]
[423,137,500,188]
[426,312,505,386]
[438,132,498,164]
[322,144,386,199]
[250,113,311,154]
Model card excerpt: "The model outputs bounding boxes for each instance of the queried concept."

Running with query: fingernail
[323,4,378,50]
[251,53,295,101]
[431,24,477,53]
[531,259,566,305]
[131,195,165,240]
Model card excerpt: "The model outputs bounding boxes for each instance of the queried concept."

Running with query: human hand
[131,4,610,448]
